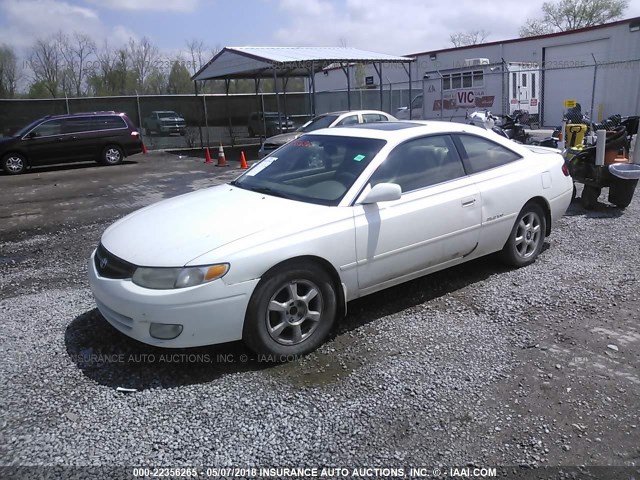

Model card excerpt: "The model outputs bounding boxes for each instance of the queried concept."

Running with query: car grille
[94,243,136,279]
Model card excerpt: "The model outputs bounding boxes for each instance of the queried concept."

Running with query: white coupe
[89,121,573,356]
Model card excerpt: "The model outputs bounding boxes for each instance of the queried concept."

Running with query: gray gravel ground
[1,153,639,478]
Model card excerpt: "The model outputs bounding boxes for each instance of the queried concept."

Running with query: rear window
[455,134,521,173]
[299,115,339,132]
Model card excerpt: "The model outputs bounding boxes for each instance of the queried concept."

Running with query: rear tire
[243,262,337,358]
[2,153,27,175]
[581,185,600,210]
[500,202,546,268]
[608,179,637,209]
[100,145,124,166]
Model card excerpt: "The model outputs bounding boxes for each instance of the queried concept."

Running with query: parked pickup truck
[143,111,186,136]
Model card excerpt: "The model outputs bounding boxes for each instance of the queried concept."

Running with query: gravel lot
[1,153,639,478]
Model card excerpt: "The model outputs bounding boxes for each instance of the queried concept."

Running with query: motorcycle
[466,109,529,143]
[497,111,529,144]
[565,118,640,210]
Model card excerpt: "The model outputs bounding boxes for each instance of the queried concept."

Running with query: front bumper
[159,124,186,134]
[88,251,259,348]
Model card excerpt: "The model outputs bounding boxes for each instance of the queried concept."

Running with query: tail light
[561,163,570,177]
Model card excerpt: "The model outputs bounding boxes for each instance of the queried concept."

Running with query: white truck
[397,59,541,124]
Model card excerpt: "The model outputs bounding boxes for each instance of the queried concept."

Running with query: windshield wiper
[232,182,291,199]
[246,186,292,199]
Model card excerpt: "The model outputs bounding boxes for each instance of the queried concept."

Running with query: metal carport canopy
[191,46,415,116]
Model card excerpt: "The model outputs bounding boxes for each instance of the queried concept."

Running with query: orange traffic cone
[216,143,228,167]
[142,143,148,155]
[204,147,213,164]
[239,151,248,169]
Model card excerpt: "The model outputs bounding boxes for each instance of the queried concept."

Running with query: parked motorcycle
[466,109,529,143]
[497,111,529,144]
[466,109,498,130]
[565,119,640,210]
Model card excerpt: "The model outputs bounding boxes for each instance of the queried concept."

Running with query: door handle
[462,198,476,207]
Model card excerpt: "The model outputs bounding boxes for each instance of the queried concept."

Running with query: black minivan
[0,111,144,175]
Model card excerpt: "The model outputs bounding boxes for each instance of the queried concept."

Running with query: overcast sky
[1,0,640,58]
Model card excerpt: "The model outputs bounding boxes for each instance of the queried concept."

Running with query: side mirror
[27,131,39,139]
[359,183,402,204]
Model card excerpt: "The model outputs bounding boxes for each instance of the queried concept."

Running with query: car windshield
[13,118,45,137]
[158,112,179,118]
[232,134,386,206]
[298,115,339,133]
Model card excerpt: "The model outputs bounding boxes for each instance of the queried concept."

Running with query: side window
[336,115,358,126]
[30,119,64,137]
[369,135,466,193]
[455,134,521,173]
[63,117,96,134]
[95,116,127,130]
[362,114,386,123]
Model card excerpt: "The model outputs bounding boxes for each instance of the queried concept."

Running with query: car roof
[306,120,528,148]
[309,120,537,157]
[39,111,123,121]
[344,122,423,131]
[322,110,391,117]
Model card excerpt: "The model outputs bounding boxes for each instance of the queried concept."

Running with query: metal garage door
[542,38,609,125]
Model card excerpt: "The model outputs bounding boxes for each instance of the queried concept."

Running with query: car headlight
[132,264,229,289]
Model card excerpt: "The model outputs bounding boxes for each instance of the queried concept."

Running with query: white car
[89,121,573,357]
[258,110,396,158]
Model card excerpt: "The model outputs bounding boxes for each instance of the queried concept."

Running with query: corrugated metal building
[314,17,640,126]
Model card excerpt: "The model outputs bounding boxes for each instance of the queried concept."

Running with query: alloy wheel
[514,212,542,259]
[265,279,323,346]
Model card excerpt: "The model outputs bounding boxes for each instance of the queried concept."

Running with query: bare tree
[0,44,19,98]
[450,30,490,47]
[28,35,63,98]
[59,32,97,96]
[186,38,206,75]
[520,0,629,37]
[128,37,160,93]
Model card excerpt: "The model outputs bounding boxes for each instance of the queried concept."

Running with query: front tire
[2,153,27,175]
[243,262,337,357]
[100,145,124,166]
[500,203,546,268]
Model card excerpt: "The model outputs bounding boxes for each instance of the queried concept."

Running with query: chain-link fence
[316,58,640,127]
[406,58,640,127]
[0,92,314,151]
[1,58,638,149]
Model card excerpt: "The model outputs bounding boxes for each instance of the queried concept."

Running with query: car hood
[160,116,185,122]
[0,136,16,144]
[263,132,301,146]
[100,184,326,267]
